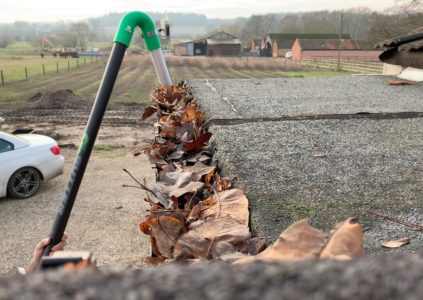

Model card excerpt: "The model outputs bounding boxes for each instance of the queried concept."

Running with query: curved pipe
[114,11,172,86]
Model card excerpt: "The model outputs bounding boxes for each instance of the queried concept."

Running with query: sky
[0,0,397,23]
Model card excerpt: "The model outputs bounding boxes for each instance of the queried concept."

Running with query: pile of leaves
[132,81,364,265]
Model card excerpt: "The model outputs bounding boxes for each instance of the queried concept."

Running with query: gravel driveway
[0,125,155,274]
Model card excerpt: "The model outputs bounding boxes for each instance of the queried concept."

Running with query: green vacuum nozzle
[114,11,161,51]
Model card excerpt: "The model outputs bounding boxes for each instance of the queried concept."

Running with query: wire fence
[0,56,105,86]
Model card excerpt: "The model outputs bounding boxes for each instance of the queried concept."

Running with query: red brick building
[292,39,382,61]
[266,33,351,57]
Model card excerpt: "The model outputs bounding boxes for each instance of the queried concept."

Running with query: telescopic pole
[43,11,172,256]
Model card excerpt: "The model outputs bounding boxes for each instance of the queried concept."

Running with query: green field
[0,54,350,106]
[0,55,102,83]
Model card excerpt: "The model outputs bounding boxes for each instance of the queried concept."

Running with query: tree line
[223,0,423,45]
[0,0,422,49]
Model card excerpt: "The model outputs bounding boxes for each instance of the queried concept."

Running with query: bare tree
[240,14,277,44]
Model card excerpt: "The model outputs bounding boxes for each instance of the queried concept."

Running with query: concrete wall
[207,44,241,56]
[383,63,403,75]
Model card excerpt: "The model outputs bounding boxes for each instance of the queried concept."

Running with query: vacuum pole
[43,11,172,256]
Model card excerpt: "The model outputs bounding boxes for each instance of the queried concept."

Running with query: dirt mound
[29,89,91,109]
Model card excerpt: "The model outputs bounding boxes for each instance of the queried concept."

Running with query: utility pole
[337,14,343,71]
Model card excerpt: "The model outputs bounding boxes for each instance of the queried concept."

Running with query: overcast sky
[1,0,396,23]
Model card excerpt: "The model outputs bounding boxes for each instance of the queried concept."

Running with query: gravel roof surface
[189,76,423,119]
[189,75,423,255]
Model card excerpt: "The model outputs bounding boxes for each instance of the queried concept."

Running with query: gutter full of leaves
[129,81,365,265]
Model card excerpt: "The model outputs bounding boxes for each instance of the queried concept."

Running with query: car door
[0,138,31,197]
[0,138,16,196]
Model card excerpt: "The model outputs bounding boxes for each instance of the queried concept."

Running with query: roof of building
[376,28,423,68]
[375,29,423,51]
[296,39,370,50]
[207,39,241,45]
[269,33,351,40]
[173,30,240,46]
[267,33,352,49]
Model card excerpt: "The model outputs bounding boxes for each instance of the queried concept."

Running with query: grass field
[0,55,103,83]
[0,54,350,106]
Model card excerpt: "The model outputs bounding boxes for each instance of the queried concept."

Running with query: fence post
[42,64,45,75]
[68,60,70,70]
[1,70,4,86]
[90,57,93,63]
[77,59,79,67]
[25,67,28,81]
[84,58,86,64]
[56,62,59,73]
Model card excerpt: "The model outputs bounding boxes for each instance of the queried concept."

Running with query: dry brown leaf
[181,106,206,125]
[174,216,250,259]
[187,204,202,223]
[159,168,201,189]
[387,79,415,86]
[183,161,216,177]
[319,217,363,259]
[212,241,236,258]
[141,106,158,121]
[200,189,249,226]
[184,132,212,152]
[381,237,410,249]
[169,181,205,198]
[146,212,186,259]
[234,219,325,264]
[237,237,267,255]
[214,174,232,192]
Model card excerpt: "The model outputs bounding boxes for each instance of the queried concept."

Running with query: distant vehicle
[285,51,293,59]
[0,131,64,199]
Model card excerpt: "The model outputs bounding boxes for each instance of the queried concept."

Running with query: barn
[173,30,241,56]
[265,33,351,57]
[291,38,382,61]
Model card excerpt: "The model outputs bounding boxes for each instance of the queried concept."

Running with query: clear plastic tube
[150,49,172,86]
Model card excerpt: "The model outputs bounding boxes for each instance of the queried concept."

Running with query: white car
[0,131,64,199]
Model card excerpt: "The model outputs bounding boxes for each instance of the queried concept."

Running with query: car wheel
[7,167,41,199]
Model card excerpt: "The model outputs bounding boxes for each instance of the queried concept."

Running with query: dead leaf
[212,241,236,258]
[169,181,205,198]
[387,79,415,86]
[200,189,249,226]
[183,161,216,177]
[381,237,410,249]
[175,216,250,259]
[319,217,363,259]
[141,106,158,121]
[234,219,325,264]
[187,204,202,223]
[237,237,267,255]
[145,212,186,259]
[181,106,206,125]
[184,132,212,152]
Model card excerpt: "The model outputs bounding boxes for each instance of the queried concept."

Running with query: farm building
[265,33,351,57]
[291,39,382,61]
[376,28,423,81]
[173,30,241,56]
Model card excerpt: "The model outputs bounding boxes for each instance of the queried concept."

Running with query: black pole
[43,43,127,256]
